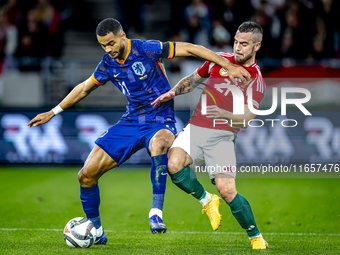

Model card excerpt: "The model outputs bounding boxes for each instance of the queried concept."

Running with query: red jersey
[190,52,266,132]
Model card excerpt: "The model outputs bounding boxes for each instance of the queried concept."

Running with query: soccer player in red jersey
[152,21,268,249]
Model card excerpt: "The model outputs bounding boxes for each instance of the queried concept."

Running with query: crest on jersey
[132,62,146,76]
[219,68,228,76]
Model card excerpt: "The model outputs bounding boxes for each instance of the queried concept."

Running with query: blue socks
[80,154,168,226]
[150,154,168,214]
[80,183,102,229]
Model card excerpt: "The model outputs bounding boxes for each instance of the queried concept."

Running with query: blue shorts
[95,122,176,166]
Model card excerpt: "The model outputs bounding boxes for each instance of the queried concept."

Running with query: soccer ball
[63,217,97,248]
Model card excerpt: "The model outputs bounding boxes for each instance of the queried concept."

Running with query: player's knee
[167,158,177,174]
[168,157,184,174]
[151,138,171,154]
[78,168,96,187]
[217,184,237,203]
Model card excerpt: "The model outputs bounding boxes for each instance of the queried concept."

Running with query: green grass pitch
[0,166,339,254]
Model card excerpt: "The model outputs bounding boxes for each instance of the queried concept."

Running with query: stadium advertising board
[0,111,186,164]
[0,110,339,166]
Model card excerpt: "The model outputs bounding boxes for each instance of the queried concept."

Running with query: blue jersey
[91,39,176,124]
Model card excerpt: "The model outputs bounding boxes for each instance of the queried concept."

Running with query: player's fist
[28,111,55,127]
[151,90,176,107]
[226,63,251,85]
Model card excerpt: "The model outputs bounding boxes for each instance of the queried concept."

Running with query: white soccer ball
[63,217,97,248]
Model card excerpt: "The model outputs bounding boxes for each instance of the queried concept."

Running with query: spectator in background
[0,10,17,71]
[250,9,272,58]
[169,0,340,70]
[249,0,287,58]
[279,2,301,59]
[33,0,62,57]
[279,1,318,60]
[0,9,17,104]
[117,0,147,37]
[16,8,47,71]
[209,20,232,53]
[182,0,211,46]
[1,0,19,25]
[309,17,326,60]
[14,0,67,71]
[315,0,339,59]
[34,0,55,25]
[212,0,254,37]
[250,0,285,19]
[280,24,294,59]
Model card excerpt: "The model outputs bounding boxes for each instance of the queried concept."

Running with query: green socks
[170,166,206,200]
[228,193,260,238]
[171,167,260,238]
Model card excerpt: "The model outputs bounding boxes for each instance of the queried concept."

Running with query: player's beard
[235,46,255,65]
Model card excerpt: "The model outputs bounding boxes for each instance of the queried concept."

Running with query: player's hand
[151,90,176,107]
[206,105,226,119]
[28,111,55,127]
[226,63,251,85]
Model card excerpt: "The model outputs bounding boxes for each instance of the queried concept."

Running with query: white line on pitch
[1,228,340,236]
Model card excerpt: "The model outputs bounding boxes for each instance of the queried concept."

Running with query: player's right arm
[151,70,205,107]
[143,40,250,85]
[174,42,250,85]
[28,78,99,127]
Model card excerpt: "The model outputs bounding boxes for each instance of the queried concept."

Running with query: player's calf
[80,184,107,244]
[149,154,168,234]
[215,175,237,202]
[169,166,222,231]
[215,177,268,248]
[167,147,191,175]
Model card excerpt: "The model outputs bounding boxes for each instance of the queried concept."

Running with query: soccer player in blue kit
[28,18,251,244]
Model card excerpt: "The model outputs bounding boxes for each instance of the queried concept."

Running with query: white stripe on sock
[249,233,262,240]
[199,192,211,206]
[96,226,103,237]
[149,208,162,219]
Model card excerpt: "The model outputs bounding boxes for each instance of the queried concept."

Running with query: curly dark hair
[96,18,123,36]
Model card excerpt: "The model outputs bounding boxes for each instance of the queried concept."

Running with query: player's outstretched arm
[206,105,256,129]
[28,78,99,127]
[151,70,205,107]
[174,42,251,85]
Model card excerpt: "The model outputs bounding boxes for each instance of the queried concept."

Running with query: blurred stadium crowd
[0,0,339,107]
[172,0,340,61]
[0,0,339,68]
[0,0,73,72]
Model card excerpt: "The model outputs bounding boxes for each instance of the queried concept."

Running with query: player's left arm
[206,105,255,129]
[174,42,251,85]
